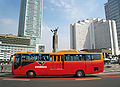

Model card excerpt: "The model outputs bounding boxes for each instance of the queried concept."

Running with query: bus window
[31,54,37,60]
[71,55,74,61]
[22,54,37,61]
[57,56,60,61]
[50,56,52,61]
[54,56,57,61]
[85,55,92,61]
[92,54,101,60]
[65,54,71,61]
[41,55,49,61]
[14,54,21,69]
[79,55,85,61]
[22,54,26,60]
[74,55,80,61]
[22,54,49,61]
[61,56,63,61]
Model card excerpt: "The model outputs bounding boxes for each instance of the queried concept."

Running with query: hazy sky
[0,0,107,52]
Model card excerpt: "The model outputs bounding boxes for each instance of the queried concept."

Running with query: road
[0,73,120,87]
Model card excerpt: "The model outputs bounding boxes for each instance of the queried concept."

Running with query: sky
[0,0,107,52]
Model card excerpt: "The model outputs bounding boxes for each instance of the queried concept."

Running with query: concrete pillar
[111,21,119,55]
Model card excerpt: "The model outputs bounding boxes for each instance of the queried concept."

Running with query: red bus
[12,50,104,78]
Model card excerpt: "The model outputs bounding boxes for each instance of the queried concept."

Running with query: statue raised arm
[51,27,59,35]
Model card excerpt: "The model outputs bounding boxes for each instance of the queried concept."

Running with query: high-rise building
[18,0,43,46]
[104,0,120,48]
[70,18,119,55]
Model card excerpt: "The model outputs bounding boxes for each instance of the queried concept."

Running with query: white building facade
[0,35,45,62]
[70,18,119,55]
[0,42,35,61]
[0,42,45,62]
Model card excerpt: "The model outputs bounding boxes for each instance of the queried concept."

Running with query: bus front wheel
[26,71,36,78]
[76,70,85,77]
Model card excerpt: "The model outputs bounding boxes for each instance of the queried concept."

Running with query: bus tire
[76,70,85,77]
[26,71,36,78]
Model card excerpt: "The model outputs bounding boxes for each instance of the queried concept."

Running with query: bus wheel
[26,71,36,78]
[76,70,85,77]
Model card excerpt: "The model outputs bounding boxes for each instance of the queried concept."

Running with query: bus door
[13,54,22,74]
[91,54,103,73]
[50,55,64,70]
[85,54,92,74]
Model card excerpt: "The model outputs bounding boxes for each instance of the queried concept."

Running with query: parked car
[110,59,118,64]
[104,58,110,64]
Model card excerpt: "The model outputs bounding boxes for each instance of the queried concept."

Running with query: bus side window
[22,54,26,60]
[30,54,37,61]
[45,55,49,61]
[37,54,42,61]
[61,56,63,61]
[54,56,57,61]
[74,55,79,61]
[42,55,49,61]
[79,55,85,61]
[57,56,60,61]
[37,54,49,61]
[71,55,74,61]
[50,56,52,61]
[92,54,101,60]
[65,55,70,61]
[85,55,92,61]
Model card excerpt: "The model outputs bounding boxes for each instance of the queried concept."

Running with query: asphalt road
[0,73,120,87]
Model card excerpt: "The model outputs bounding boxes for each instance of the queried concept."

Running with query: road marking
[3,78,30,81]
[75,78,102,80]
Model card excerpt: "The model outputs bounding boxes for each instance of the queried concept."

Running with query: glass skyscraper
[105,0,120,48]
[18,0,43,45]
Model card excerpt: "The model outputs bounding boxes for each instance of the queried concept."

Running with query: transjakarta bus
[12,50,104,78]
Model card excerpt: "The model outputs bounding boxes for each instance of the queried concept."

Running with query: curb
[103,71,120,73]
[0,72,12,76]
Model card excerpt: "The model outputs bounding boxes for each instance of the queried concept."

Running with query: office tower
[18,0,43,45]
[105,0,120,48]
[70,18,119,55]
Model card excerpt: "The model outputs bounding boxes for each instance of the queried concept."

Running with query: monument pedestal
[53,35,58,52]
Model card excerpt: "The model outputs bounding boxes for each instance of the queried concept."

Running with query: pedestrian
[4,63,8,72]
[1,63,3,72]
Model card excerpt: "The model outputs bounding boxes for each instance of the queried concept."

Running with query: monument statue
[51,27,59,52]
[51,27,58,35]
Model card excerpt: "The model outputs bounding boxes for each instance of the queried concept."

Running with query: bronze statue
[51,27,59,52]
[51,27,59,35]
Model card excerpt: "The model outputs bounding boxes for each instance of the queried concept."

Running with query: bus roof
[57,50,79,53]
[15,50,102,55]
